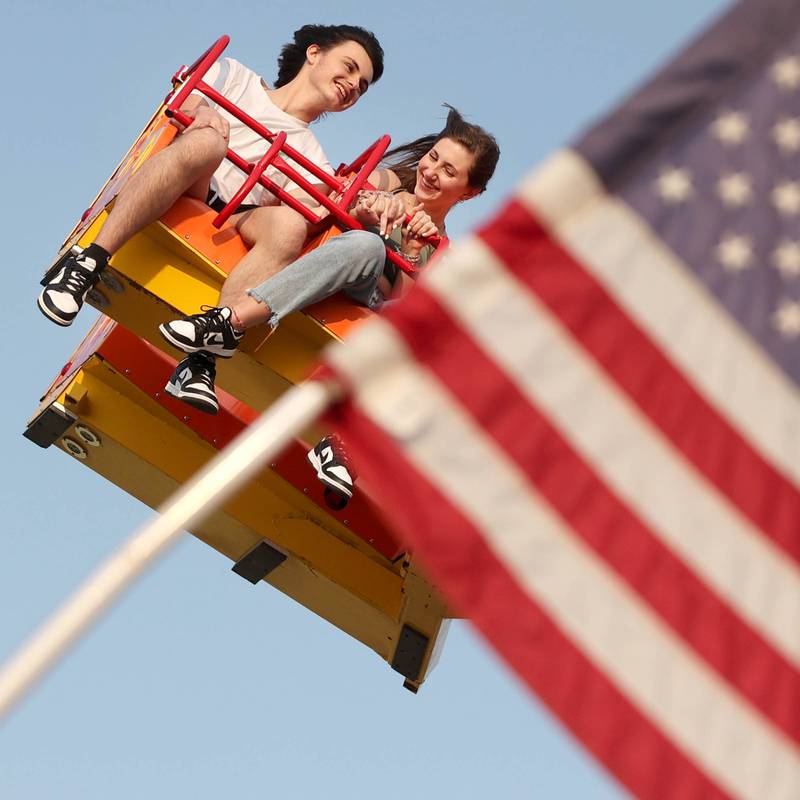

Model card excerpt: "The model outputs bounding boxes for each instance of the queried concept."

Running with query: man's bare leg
[94,127,228,254]
[38,125,228,327]
[218,205,310,307]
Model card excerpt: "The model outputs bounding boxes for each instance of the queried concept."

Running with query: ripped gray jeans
[246,229,389,329]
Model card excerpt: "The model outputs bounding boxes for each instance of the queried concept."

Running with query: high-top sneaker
[159,306,243,358]
[38,246,108,326]
[306,435,356,500]
[164,352,219,415]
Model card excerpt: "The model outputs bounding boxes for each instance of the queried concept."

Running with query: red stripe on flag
[380,286,800,745]
[478,200,800,566]
[324,398,730,800]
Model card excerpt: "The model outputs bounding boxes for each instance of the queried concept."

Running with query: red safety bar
[164,36,444,275]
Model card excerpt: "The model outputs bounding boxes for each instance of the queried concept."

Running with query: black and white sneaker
[37,250,104,326]
[164,352,219,415]
[306,436,354,500]
[159,306,243,358]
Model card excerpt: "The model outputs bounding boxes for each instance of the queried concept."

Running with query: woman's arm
[367,168,403,192]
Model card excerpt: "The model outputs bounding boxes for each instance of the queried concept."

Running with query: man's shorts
[205,188,259,215]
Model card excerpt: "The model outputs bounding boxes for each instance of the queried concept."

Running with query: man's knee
[238,206,309,253]
[174,127,227,173]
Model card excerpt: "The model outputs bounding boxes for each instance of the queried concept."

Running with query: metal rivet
[343,520,350,526]
[124,368,130,375]
[214,259,220,264]
[369,538,375,543]
[303,487,309,493]
[184,234,190,239]
[155,391,160,398]
[270,463,277,468]
[182,415,189,422]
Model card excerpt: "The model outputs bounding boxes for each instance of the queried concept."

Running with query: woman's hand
[353,190,405,236]
[401,204,438,259]
[405,204,438,239]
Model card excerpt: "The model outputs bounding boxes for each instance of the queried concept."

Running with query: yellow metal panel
[55,429,401,659]
[70,365,405,618]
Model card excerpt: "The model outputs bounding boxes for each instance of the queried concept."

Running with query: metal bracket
[23,402,77,448]
[391,624,430,684]
[231,540,287,584]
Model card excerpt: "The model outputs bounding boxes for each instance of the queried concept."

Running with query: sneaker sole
[158,324,237,358]
[305,449,353,498]
[37,293,74,327]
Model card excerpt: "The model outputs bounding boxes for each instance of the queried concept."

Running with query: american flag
[321,1,800,797]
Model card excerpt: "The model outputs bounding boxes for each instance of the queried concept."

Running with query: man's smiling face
[306,40,374,113]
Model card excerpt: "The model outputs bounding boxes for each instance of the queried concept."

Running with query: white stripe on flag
[519,149,800,486]
[422,238,800,670]
[328,317,800,800]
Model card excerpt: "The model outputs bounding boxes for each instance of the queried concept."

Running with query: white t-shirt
[196,58,333,206]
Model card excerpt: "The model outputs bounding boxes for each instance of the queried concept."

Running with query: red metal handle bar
[166,36,230,112]
[164,39,440,275]
[337,136,390,177]
[212,131,287,228]
[171,111,440,269]
[168,91,359,225]
[188,81,344,194]
[166,43,393,226]
[169,108,322,225]
[337,136,390,212]
[265,154,356,228]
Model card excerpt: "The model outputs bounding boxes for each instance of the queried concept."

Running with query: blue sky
[1,1,730,797]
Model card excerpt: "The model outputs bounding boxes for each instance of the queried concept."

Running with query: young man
[37,24,384,338]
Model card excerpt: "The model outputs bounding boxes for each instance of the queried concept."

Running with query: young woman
[159,105,501,418]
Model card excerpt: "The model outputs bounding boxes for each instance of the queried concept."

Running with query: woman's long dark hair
[382,105,500,194]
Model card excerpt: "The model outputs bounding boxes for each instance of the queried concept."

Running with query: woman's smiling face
[414,137,478,211]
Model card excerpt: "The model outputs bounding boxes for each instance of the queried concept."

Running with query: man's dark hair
[275,24,384,88]
[383,105,501,194]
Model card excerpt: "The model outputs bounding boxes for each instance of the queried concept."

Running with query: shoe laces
[186,353,216,387]
[59,260,96,295]
[193,306,228,332]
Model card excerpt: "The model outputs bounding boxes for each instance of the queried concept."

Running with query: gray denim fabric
[246,229,387,328]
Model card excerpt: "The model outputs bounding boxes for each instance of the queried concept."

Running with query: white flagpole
[0,379,337,722]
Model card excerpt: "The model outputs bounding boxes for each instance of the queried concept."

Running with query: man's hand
[353,190,405,237]
[183,104,230,141]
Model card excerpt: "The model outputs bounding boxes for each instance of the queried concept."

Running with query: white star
[716,173,753,207]
[716,234,754,272]
[710,111,750,145]
[772,117,800,154]
[770,55,800,91]
[771,181,800,216]
[772,300,800,337]
[772,240,800,278]
[656,167,693,203]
